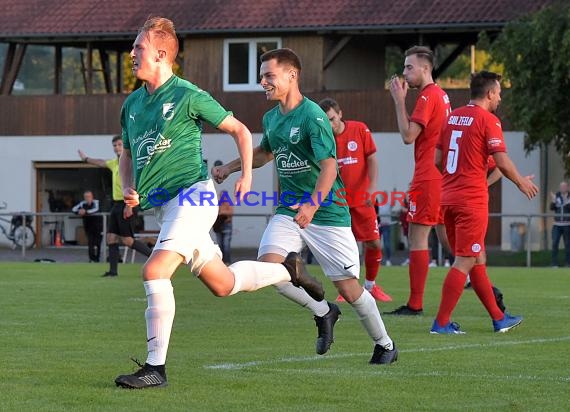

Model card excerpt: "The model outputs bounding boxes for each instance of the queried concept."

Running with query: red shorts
[407,179,441,226]
[349,205,380,242]
[437,208,445,225]
[442,205,487,257]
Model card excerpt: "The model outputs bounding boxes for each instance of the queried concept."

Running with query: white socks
[351,289,393,349]
[364,280,375,291]
[274,281,330,317]
[228,261,291,295]
[142,261,290,366]
[144,279,175,366]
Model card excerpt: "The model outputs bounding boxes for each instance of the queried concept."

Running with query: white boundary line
[256,368,570,382]
[204,336,570,371]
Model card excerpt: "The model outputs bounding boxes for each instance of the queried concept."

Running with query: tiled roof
[0,0,556,39]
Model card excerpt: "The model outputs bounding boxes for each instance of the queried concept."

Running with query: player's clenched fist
[123,187,140,207]
[211,165,230,184]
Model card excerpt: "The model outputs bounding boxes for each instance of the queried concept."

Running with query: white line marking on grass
[258,368,570,383]
[204,336,570,370]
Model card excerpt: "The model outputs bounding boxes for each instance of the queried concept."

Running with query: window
[223,38,281,91]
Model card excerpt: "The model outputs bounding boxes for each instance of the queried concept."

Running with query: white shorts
[153,179,221,274]
[258,214,360,281]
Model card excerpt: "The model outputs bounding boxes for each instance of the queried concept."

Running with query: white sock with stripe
[350,288,393,349]
[274,281,330,317]
[144,279,175,366]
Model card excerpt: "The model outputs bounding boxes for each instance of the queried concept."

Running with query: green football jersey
[121,75,231,210]
[261,97,350,227]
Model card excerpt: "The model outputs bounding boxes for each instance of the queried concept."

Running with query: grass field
[0,262,568,411]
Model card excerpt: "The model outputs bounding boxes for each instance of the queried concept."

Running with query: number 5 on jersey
[446,130,463,174]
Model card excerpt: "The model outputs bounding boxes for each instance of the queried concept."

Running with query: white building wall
[0,132,547,249]
[500,132,542,250]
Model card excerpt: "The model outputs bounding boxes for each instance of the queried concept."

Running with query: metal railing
[376,212,560,268]
[0,210,564,267]
[0,210,273,260]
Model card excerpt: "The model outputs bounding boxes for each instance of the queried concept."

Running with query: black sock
[132,239,153,257]
[108,243,120,274]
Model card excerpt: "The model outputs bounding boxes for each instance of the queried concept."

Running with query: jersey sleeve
[260,114,272,153]
[410,90,434,128]
[119,103,131,150]
[485,114,507,155]
[361,123,377,157]
[308,115,336,162]
[188,89,232,128]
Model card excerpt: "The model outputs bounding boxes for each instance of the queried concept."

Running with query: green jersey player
[214,48,398,364]
[114,17,323,390]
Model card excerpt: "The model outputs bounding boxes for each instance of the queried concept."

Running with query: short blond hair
[140,16,179,64]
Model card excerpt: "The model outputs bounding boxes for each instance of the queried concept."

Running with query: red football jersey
[410,83,451,183]
[335,120,377,207]
[487,155,496,171]
[438,104,507,207]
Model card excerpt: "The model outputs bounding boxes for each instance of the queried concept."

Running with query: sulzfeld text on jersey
[448,115,474,126]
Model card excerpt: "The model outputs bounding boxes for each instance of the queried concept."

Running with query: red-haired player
[319,97,392,302]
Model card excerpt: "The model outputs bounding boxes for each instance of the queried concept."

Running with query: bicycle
[0,202,36,249]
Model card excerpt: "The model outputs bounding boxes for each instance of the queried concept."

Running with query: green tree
[492,2,570,175]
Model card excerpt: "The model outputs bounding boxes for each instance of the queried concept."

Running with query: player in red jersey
[430,71,538,334]
[462,155,502,288]
[436,154,507,311]
[319,98,392,302]
[387,46,451,315]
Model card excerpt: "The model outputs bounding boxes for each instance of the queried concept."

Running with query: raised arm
[78,149,109,168]
[389,77,423,145]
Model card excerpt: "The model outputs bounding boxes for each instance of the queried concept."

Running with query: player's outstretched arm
[493,152,538,200]
[78,149,108,168]
[212,146,274,184]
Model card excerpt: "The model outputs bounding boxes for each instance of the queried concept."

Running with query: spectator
[550,181,570,267]
[213,190,234,264]
[72,190,103,262]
